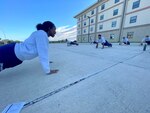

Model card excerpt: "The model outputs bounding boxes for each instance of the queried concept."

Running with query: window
[100,15,104,20]
[114,0,119,4]
[99,25,103,30]
[84,15,86,19]
[113,9,118,16]
[101,4,105,10]
[84,22,86,26]
[132,0,140,9]
[90,27,93,32]
[78,18,80,21]
[78,24,80,28]
[127,32,134,39]
[82,37,85,41]
[112,21,117,27]
[110,34,115,39]
[78,31,80,35]
[130,16,137,23]
[83,29,86,33]
[91,10,94,15]
[91,19,94,23]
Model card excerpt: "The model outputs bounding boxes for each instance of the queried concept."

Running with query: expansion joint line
[23,63,119,108]
[23,51,144,108]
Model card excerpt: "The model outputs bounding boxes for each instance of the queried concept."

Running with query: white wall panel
[124,9,150,27]
[126,0,150,13]
[97,17,121,32]
[89,25,96,33]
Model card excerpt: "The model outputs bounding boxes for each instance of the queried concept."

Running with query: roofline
[74,0,104,18]
[74,1,98,18]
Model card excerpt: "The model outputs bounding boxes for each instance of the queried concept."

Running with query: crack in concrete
[23,50,145,109]
[23,63,119,108]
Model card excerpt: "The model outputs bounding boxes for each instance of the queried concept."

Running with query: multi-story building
[74,0,150,43]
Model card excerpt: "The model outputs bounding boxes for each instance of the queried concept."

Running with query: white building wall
[77,29,81,35]
[89,25,95,33]
[126,0,150,13]
[124,8,150,28]
[97,3,123,31]
[82,20,87,28]
[97,17,121,32]
[97,2,123,22]
[77,17,81,23]
[98,0,124,13]
[75,0,150,42]
[139,0,150,9]
[107,0,124,8]
[82,27,88,35]
[77,23,81,28]
[90,16,96,24]
[110,17,121,30]
[90,8,97,16]
[77,19,82,36]
[110,3,123,17]
[85,8,97,19]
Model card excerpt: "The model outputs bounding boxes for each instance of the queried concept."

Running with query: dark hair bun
[36,21,55,33]
[36,24,43,30]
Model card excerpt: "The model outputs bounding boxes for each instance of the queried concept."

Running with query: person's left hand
[47,69,59,75]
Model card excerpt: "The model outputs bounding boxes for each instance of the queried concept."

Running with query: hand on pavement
[47,69,59,75]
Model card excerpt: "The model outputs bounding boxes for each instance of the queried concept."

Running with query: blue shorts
[0,43,23,71]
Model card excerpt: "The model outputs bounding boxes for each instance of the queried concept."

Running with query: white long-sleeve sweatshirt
[122,37,129,43]
[98,36,106,43]
[14,30,50,74]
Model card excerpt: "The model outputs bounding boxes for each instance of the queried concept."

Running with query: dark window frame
[91,19,94,23]
[132,0,140,9]
[90,27,93,32]
[83,29,86,33]
[113,9,118,16]
[100,15,104,20]
[101,4,105,10]
[99,25,103,30]
[91,10,95,15]
[114,0,119,4]
[130,16,137,23]
[127,32,134,39]
[111,21,117,27]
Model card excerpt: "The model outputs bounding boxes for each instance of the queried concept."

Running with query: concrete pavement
[0,43,150,113]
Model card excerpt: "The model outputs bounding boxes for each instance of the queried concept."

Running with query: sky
[0,0,96,41]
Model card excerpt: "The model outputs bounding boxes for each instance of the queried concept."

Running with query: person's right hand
[47,69,59,75]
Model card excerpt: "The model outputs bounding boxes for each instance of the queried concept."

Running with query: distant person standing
[122,37,130,45]
[0,21,58,75]
[96,34,112,49]
[141,35,150,45]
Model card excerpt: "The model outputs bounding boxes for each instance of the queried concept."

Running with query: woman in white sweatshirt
[0,21,58,75]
